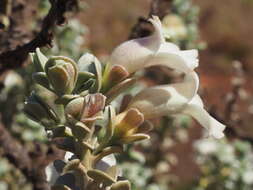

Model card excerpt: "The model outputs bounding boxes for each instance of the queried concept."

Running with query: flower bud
[45,56,78,96]
[24,92,59,128]
[65,93,106,124]
[101,65,129,93]
[110,108,149,144]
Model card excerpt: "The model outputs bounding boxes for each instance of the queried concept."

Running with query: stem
[78,124,96,167]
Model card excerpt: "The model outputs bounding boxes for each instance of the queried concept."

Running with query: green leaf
[32,72,51,90]
[52,126,73,138]
[72,122,91,140]
[30,48,48,72]
[55,94,80,105]
[121,133,150,144]
[75,71,95,92]
[110,180,131,190]
[87,169,116,186]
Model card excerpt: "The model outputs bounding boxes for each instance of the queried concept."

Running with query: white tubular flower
[128,72,199,118]
[107,16,198,75]
[157,42,199,71]
[127,72,225,139]
[182,95,225,139]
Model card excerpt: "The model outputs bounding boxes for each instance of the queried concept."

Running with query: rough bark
[0,0,78,74]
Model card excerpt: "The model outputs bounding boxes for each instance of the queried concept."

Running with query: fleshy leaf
[110,180,131,190]
[106,166,119,180]
[75,71,95,92]
[55,94,80,105]
[121,133,150,144]
[87,169,116,186]
[32,72,51,90]
[55,173,76,189]
[30,48,48,72]
[72,121,91,140]
[52,126,73,138]
[78,53,102,92]
[24,92,59,127]
[53,137,76,152]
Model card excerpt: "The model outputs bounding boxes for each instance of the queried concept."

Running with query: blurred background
[0,0,253,189]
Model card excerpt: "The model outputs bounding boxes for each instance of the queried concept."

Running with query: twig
[0,0,78,74]
[149,0,173,18]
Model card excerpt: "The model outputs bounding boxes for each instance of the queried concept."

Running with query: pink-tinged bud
[65,93,106,124]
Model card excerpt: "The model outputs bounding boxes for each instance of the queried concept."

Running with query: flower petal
[154,42,199,72]
[177,49,199,69]
[182,95,226,139]
[128,72,199,119]
[107,16,164,74]
[146,52,195,73]
[158,42,180,52]
[107,16,198,75]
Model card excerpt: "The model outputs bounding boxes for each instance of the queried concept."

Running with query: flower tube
[127,72,225,139]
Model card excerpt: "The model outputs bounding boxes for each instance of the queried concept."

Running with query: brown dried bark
[0,0,78,74]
